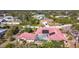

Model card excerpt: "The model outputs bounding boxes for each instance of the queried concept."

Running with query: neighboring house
[0,19,3,23]
[26,25,40,28]
[16,32,36,43]
[55,15,69,18]
[70,30,79,38]
[32,14,45,20]
[0,16,21,25]
[70,30,79,43]
[3,16,14,22]
[0,29,7,38]
[61,24,72,31]
[0,19,7,22]
[40,18,53,27]
[48,24,72,29]
[77,17,79,20]
[35,27,67,41]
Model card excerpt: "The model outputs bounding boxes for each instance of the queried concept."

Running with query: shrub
[40,41,64,48]
[5,43,15,48]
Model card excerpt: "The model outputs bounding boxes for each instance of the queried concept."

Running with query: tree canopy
[40,41,64,48]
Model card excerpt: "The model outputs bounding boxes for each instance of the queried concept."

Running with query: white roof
[4,16,13,19]
[0,19,3,22]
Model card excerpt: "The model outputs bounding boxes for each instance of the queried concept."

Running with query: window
[49,32,55,36]
[7,17,12,19]
[42,30,49,34]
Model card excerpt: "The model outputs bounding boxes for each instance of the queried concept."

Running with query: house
[26,25,40,28]
[70,30,79,43]
[0,29,7,38]
[0,19,7,22]
[35,27,67,41]
[77,17,79,20]
[55,15,69,18]
[0,19,7,27]
[61,24,72,31]
[16,27,67,43]
[3,16,14,22]
[32,14,45,20]
[0,19,3,23]
[16,32,36,43]
[40,18,53,27]
[1,16,21,25]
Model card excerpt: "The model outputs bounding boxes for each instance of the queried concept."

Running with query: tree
[4,29,13,39]
[4,26,19,41]
[26,42,38,48]
[23,28,33,33]
[54,18,77,24]
[73,24,79,31]
[40,41,64,48]
[30,18,40,25]
[5,43,15,48]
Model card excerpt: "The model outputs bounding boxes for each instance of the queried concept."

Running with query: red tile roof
[17,32,36,40]
[35,27,66,41]
[16,27,67,41]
